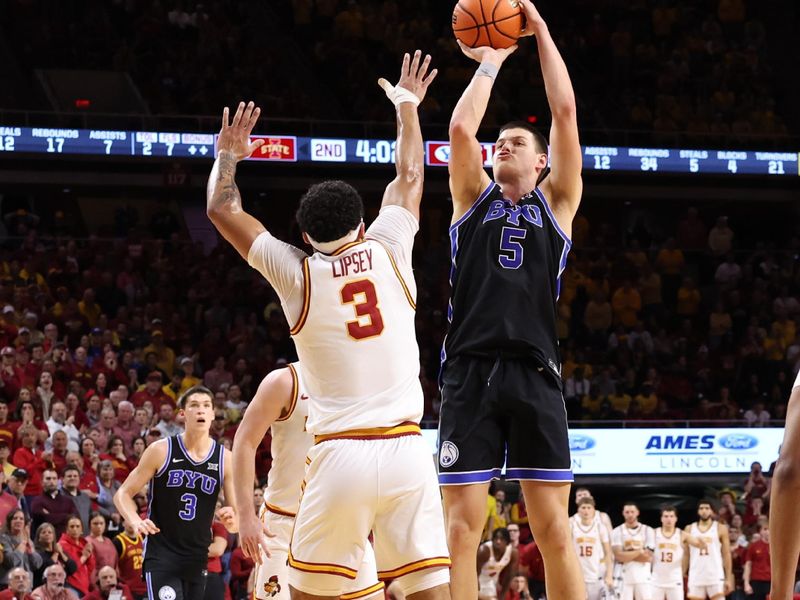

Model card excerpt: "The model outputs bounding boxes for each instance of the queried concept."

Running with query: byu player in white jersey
[208,52,449,599]
[652,507,707,600]
[571,497,612,600]
[231,365,382,600]
[611,502,655,600]
[684,501,732,600]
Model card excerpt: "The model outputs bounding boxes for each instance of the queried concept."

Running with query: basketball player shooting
[113,386,238,600]
[439,0,583,598]
[207,51,451,600]
[768,369,800,600]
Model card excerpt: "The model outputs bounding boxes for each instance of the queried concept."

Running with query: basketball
[452,0,525,49]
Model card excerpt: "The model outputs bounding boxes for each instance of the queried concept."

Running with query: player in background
[207,51,450,600]
[611,502,655,600]
[573,487,614,534]
[769,369,800,600]
[232,365,383,600]
[570,497,612,600]
[440,0,583,597]
[113,386,237,600]
[651,506,706,600]
[684,501,733,600]
[477,527,517,600]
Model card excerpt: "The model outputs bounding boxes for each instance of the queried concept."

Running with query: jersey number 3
[341,280,384,340]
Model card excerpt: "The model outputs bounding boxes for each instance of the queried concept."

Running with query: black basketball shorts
[144,570,207,600]
[437,355,573,485]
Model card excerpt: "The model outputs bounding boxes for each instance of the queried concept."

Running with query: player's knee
[445,516,483,552]
[774,456,800,487]
[530,517,571,553]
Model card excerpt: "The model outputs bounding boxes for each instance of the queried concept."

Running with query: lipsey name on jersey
[331,248,373,278]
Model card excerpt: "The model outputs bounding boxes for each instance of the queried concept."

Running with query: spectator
[30,470,74,538]
[132,408,150,439]
[84,565,134,600]
[57,516,93,598]
[45,404,79,453]
[78,438,100,498]
[128,437,146,467]
[655,238,685,306]
[204,519,228,600]
[518,538,545,600]
[15,403,48,446]
[31,523,76,590]
[5,470,28,519]
[743,523,770,599]
[0,441,15,478]
[504,575,531,600]
[12,427,49,503]
[59,467,89,534]
[141,331,175,378]
[0,567,33,600]
[0,470,19,525]
[84,513,116,578]
[95,461,120,517]
[1,347,25,404]
[154,404,182,438]
[203,357,232,393]
[717,490,741,524]
[95,409,117,452]
[177,357,201,393]
[100,437,134,483]
[708,216,734,257]
[229,542,254,600]
[33,374,55,422]
[676,277,701,319]
[111,402,137,453]
[130,372,172,409]
[0,404,17,449]
[46,432,68,475]
[744,402,771,427]
[112,520,145,600]
[31,563,78,600]
[611,280,642,328]
[0,510,42,587]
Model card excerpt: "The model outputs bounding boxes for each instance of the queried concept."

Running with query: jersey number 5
[499,227,527,269]
[341,279,384,340]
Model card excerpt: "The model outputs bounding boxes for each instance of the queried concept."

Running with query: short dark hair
[698,499,715,510]
[296,180,363,243]
[577,497,596,508]
[499,121,549,155]
[661,505,677,516]
[178,385,214,409]
[492,527,511,544]
[623,501,639,510]
[63,465,80,477]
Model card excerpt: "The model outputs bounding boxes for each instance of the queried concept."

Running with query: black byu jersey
[143,434,224,580]
[442,182,571,380]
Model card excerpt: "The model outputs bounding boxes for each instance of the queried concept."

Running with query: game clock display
[0,125,797,177]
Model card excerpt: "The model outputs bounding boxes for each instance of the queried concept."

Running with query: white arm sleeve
[247,231,308,325]
[366,205,419,271]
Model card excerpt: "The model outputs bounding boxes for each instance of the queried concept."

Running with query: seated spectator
[0,470,19,525]
[0,441,15,478]
[95,409,117,452]
[47,432,68,475]
[15,403,48,447]
[84,565,134,600]
[111,402,137,453]
[84,395,102,429]
[0,566,33,600]
[0,510,42,587]
[77,438,100,499]
[717,489,741,524]
[131,372,173,410]
[59,467,90,533]
[676,277,701,319]
[5,470,28,519]
[0,403,17,450]
[611,280,642,327]
[229,542,254,600]
[33,373,55,422]
[177,357,201,394]
[743,462,769,500]
[504,575,531,600]
[95,461,120,518]
[744,401,771,427]
[57,516,93,598]
[154,404,182,438]
[203,356,232,392]
[99,436,134,482]
[1,347,25,404]
[32,523,76,590]
[30,470,74,538]
[31,563,78,600]
[128,437,146,467]
[12,427,49,503]
[85,513,116,579]
[62,394,88,433]
[132,408,151,439]
[45,403,80,453]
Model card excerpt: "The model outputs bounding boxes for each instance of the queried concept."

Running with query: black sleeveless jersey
[442,181,571,380]
[143,435,224,578]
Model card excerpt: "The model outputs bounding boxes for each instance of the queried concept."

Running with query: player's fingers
[259,537,271,559]
[247,139,264,157]
[422,68,438,87]
[263,524,277,538]
[377,78,393,93]
[222,106,229,129]
[241,101,255,128]
[409,49,422,76]
[231,101,246,128]
[417,53,431,80]
[401,52,410,77]
[246,106,261,132]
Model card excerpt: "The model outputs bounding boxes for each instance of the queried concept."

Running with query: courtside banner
[422,428,784,475]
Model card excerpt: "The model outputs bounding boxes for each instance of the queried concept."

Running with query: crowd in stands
[2,0,793,145]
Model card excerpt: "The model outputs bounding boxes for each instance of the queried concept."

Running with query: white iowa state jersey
[290,238,423,434]
[652,528,684,586]
[688,521,724,585]
[571,518,608,582]
[611,523,655,584]
[263,363,311,515]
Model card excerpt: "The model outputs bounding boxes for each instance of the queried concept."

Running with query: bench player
[113,386,237,600]
[570,497,612,600]
[651,506,706,600]
[684,501,733,600]
[206,51,450,599]
[611,502,655,600]
[232,365,383,600]
[440,1,583,597]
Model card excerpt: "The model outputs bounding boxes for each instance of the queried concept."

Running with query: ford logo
[718,433,759,450]
[434,145,451,162]
[569,434,596,452]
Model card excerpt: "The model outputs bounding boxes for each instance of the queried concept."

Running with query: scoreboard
[0,125,797,177]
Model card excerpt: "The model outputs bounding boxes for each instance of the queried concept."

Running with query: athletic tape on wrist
[475,62,499,81]
[378,79,421,107]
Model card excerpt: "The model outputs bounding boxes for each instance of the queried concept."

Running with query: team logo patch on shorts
[439,441,459,467]
[158,585,177,600]
[264,574,282,596]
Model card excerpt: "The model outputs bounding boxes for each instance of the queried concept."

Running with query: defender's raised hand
[456,39,518,66]
[378,50,438,105]
[217,101,265,161]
